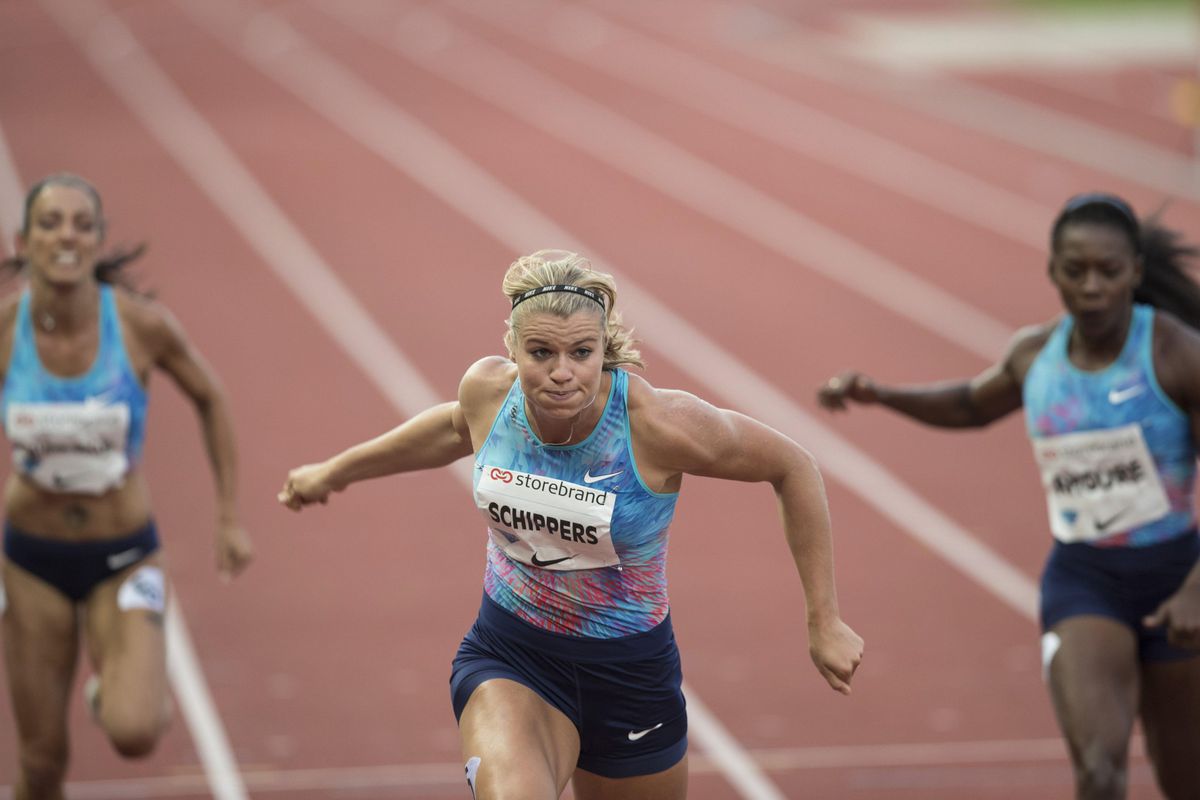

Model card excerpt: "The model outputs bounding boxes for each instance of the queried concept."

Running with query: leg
[2,560,80,800]
[1046,616,1140,800]
[572,755,688,800]
[458,678,580,800]
[82,559,170,758]
[1139,655,1200,799]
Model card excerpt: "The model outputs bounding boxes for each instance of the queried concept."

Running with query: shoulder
[1004,318,1058,381]
[0,290,22,374]
[459,356,517,407]
[626,373,729,457]
[1149,310,1200,408]
[113,289,184,350]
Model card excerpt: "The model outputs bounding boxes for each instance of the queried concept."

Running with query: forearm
[777,454,841,625]
[874,380,982,428]
[323,402,472,488]
[198,394,239,522]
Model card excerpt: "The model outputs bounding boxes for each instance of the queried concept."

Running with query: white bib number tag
[475,465,619,571]
[1032,424,1170,543]
[6,401,130,495]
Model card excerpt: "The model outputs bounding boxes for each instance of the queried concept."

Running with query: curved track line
[449,0,1053,250]
[632,0,1198,201]
[178,0,1037,624]
[312,2,1013,362]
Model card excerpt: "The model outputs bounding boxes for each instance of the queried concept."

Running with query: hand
[809,617,864,695]
[215,520,253,581]
[278,462,340,511]
[817,372,878,411]
[1144,582,1200,651]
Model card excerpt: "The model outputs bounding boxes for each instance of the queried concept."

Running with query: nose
[549,356,573,383]
[1079,269,1104,297]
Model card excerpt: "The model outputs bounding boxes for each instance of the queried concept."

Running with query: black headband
[511,284,606,311]
[1061,192,1139,229]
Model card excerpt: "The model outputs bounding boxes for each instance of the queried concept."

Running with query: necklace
[38,311,56,332]
[528,386,601,446]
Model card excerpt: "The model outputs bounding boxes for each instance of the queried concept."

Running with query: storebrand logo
[488,468,513,483]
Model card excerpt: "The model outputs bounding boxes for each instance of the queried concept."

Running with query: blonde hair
[503,249,643,370]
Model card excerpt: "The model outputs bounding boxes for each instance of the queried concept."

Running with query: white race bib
[6,400,130,495]
[1032,424,1170,543]
[475,465,620,571]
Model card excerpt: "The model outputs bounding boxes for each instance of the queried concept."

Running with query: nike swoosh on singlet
[530,553,575,568]
[1108,385,1146,404]
[582,470,623,484]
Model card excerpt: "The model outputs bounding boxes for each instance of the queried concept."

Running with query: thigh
[459,678,580,800]
[82,557,168,723]
[1139,655,1200,798]
[573,755,688,800]
[2,559,80,752]
[1046,615,1140,759]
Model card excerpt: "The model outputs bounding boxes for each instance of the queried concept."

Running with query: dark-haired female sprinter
[0,173,252,800]
[819,193,1200,800]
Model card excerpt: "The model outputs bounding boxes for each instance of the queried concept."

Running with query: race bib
[6,400,130,495]
[475,465,620,571]
[1032,424,1170,543]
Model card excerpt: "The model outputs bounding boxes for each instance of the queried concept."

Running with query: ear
[1131,254,1145,289]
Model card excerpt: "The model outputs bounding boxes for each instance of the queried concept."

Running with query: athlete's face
[515,310,606,422]
[1049,222,1142,340]
[17,185,103,288]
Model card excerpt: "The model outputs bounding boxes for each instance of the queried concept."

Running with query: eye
[528,348,550,359]
[36,214,61,231]
[74,217,96,233]
[573,348,593,359]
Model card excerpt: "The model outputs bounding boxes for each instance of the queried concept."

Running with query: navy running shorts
[450,593,688,779]
[1041,530,1200,662]
[3,521,160,603]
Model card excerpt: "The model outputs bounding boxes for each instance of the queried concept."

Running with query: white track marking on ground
[2,735,1134,799]
[451,0,1052,250]
[315,1,1013,362]
[183,0,1038,624]
[686,1,1200,202]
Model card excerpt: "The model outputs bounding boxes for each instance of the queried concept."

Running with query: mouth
[54,251,80,266]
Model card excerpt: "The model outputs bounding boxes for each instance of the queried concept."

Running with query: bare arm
[816,323,1053,428]
[278,402,474,509]
[149,304,251,579]
[276,357,510,509]
[640,388,863,694]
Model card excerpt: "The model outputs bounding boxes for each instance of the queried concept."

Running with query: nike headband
[511,284,606,311]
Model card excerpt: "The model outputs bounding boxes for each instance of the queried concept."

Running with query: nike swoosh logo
[1094,507,1130,533]
[530,553,575,568]
[627,723,664,741]
[582,470,623,484]
[106,548,143,571]
[1108,385,1146,404]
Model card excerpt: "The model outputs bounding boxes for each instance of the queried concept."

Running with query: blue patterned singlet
[2,286,148,495]
[472,368,680,638]
[1024,305,1195,547]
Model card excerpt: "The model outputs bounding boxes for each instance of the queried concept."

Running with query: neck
[527,376,605,446]
[30,279,100,334]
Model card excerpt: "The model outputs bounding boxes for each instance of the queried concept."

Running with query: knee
[1075,743,1127,797]
[103,713,164,759]
[18,745,69,795]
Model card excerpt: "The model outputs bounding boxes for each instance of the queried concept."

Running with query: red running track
[0,1,1197,797]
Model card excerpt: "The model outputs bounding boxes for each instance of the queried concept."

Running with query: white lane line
[451,0,1053,251]
[34,1,262,798]
[186,0,1038,616]
[1,735,1120,799]
[0,123,25,257]
[185,0,1037,653]
[683,1,1200,202]
[312,1,1013,362]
